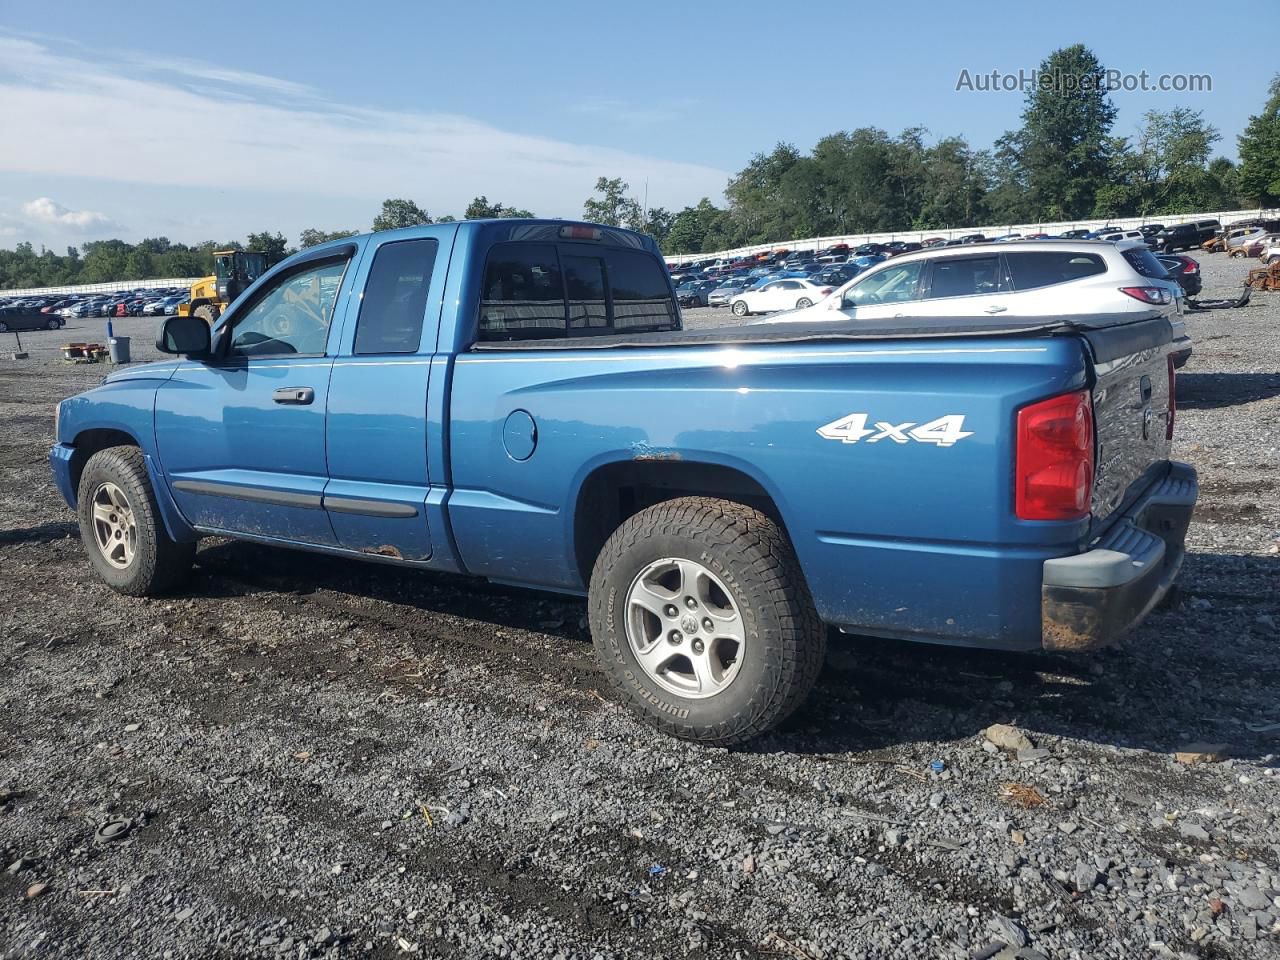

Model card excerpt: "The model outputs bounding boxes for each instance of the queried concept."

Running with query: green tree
[372,198,433,231]
[464,196,535,219]
[1007,45,1118,219]
[299,227,358,248]
[246,231,292,266]
[582,177,642,228]
[1237,74,1280,207]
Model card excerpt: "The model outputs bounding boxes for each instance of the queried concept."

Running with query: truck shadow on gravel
[1176,371,1280,409]
[186,541,1278,767]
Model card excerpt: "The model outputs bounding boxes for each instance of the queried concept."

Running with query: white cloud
[21,196,113,230]
[0,33,729,226]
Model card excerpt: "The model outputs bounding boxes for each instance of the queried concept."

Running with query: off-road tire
[588,497,825,746]
[194,304,220,326]
[77,446,195,596]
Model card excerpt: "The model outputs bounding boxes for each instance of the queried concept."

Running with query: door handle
[984,305,1008,314]
[273,387,314,405]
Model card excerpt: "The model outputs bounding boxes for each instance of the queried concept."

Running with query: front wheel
[588,497,826,745]
[731,301,749,317]
[194,304,220,326]
[77,446,195,596]
[0,322,8,332]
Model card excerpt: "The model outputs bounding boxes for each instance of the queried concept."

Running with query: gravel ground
[1,255,1278,960]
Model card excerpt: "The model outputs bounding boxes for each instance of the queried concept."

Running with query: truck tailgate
[1083,316,1175,528]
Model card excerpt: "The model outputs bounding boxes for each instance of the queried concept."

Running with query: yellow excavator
[179,250,268,325]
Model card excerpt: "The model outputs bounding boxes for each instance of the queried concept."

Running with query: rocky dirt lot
[1,255,1278,960]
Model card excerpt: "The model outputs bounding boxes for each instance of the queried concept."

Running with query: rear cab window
[478,241,677,342]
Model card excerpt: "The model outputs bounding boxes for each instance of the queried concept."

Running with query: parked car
[729,278,834,316]
[885,241,923,256]
[1157,255,1202,297]
[1151,219,1221,253]
[1059,229,1092,240]
[1260,239,1280,265]
[49,219,1198,746]
[0,305,64,332]
[1236,233,1280,260]
[754,239,1191,366]
[707,278,752,307]
[676,279,719,307]
[1139,223,1165,238]
[854,242,888,256]
[1094,228,1146,245]
[1226,227,1269,257]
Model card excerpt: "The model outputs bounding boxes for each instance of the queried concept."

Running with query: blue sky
[0,0,1271,250]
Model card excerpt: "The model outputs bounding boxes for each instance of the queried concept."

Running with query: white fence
[0,277,204,298]
[665,207,1280,265]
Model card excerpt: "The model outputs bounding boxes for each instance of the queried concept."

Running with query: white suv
[752,239,1191,364]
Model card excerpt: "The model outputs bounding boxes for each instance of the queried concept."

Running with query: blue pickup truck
[51,219,1197,744]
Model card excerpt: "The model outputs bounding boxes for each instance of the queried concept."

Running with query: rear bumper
[1041,461,1197,651]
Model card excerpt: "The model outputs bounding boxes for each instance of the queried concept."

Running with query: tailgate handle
[1140,375,1152,403]
[273,387,315,405]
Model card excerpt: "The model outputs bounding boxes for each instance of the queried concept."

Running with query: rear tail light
[1178,257,1199,274]
[1015,389,1095,521]
[1120,286,1173,305]
[819,287,833,296]
[1167,355,1176,440]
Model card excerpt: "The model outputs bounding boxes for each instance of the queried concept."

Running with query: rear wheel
[47,318,60,330]
[0,322,8,333]
[194,304,220,326]
[795,297,813,309]
[77,446,195,596]
[588,497,826,745]
[731,301,749,317]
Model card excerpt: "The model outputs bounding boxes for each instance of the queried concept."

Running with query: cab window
[228,258,347,357]
[354,239,438,354]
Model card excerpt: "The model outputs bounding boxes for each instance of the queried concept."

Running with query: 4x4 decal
[817,413,974,447]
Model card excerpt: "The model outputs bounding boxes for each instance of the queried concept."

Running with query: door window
[923,256,1002,300]
[354,239,439,354]
[842,261,923,308]
[228,259,347,357]
[1006,252,1106,290]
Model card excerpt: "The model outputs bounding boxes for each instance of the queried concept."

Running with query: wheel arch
[572,457,792,588]
[67,427,198,543]
[68,428,140,497]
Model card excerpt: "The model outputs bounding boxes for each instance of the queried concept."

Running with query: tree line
[4,44,1279,289]
[598,47,1280,254]
[0,195,534,291]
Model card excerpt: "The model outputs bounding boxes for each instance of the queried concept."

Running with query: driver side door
[154,251,358,545]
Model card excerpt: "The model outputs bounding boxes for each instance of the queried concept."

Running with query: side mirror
[156,314,212,358]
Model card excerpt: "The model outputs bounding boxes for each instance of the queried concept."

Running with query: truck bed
[470,311,1170,358]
